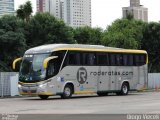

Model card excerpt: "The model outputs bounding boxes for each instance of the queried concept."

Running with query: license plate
[28,90,31,94]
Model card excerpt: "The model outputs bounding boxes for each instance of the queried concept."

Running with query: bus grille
[22,90,37,93]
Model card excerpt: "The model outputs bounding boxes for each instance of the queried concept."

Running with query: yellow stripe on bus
[75,91,96,95]
[53,48,147,54]
[20,92,54,96]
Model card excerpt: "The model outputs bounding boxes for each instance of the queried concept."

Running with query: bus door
[108,66,116,90]
[96,53,111,91]
[97,66,110,91]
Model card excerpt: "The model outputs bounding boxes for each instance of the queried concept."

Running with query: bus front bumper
[18,83,54,96]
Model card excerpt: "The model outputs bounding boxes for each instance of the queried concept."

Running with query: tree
[141,22,160,72]
[102,18,145,49]
[16,1,33,22]
[73,26,103,45]
[26,12,74,47]
[0,15,26,71]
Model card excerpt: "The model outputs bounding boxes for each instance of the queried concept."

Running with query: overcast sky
[14,0,160,29]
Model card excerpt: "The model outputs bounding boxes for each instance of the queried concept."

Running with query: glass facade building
[0,0,15,17]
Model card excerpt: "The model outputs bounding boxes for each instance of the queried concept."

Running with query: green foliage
[74,26,103,45]
[1,8,160,73]
[102,19,144,49]
[26,12,74,47]
[16,1,33,22]
[0,16,26,71]
[141,22,160,72]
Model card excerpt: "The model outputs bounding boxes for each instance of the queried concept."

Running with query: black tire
[39,95,49,100]
[97,92,108,96]
[61,85,73,99]
[120,83,129,95]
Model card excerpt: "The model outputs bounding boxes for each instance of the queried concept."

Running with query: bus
[12,44,148,99]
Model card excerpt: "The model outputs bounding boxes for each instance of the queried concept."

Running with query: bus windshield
[19,53,50,83]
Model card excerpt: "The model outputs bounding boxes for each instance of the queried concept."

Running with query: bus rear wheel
[61,85,73,99]
[39,95,49,100]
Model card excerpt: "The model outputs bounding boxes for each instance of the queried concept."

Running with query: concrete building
[63,0,91,27]
[37,0,45,12]
[0,0,14,17]
[36,0,91,27]
[130,0,140,7]
[122,0,148,22]
[37,0,61,18]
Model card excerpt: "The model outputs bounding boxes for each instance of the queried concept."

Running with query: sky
[14,0,160,29]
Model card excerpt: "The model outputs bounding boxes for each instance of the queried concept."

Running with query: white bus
[13,44,148,99]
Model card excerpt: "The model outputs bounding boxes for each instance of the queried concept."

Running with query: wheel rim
[64,87,71,97]
[122,85,128,94]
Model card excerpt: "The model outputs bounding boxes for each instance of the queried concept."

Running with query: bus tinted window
[123,54,128,66]
[128,54,134,66]
[115,54,123,66]
[134,54,146,66]
[51,50,66,72]
[97,53,109,66]
[83,53,96,66]
[110,54,116,66]
[66,51,81,65]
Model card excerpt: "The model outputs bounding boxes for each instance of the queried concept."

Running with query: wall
[0,72,19,97]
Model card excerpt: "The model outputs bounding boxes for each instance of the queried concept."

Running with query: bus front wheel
[120,82,129,95]
[61,85,73,99]
[39,95,49,100]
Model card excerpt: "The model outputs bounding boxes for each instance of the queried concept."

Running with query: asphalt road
[1,92,160,120]
[0,91,160,114]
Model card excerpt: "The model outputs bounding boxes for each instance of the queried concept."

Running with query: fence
[0,72,160,97]
[0,72,19,97]
[148,73,160,89]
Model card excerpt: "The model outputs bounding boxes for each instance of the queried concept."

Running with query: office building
[37,0,45,12]
[63,0,91,27]
[36,0,91,27]
[37,0,61,18]
[122,0,148,22]
[0,0,14,17]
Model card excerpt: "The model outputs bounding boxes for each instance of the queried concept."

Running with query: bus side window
[115,54,123,66]
[68,53,77,65]
[128,54,134,66]
[83,53,96,66]
[123,54,128,66]
[110,54,116,66]
[139,54,146,65]
[47,59,59,78]
[51,50,66,70]
[97,53,109,66]
[64,51,81,66]
[134,54,146,66]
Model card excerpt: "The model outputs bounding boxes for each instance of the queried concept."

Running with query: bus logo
[77,67,87,84]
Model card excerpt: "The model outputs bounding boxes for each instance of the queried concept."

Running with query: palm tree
[16,5,25,20]
[16,1,33,22]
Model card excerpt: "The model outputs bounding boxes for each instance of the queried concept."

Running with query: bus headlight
[39,83,47,89]
[18,84,22,88]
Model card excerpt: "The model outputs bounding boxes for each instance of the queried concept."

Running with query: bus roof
[25,44,147,54]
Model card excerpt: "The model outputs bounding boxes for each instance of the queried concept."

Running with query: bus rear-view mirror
[43,56,58,69]
[12,57,22,72]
